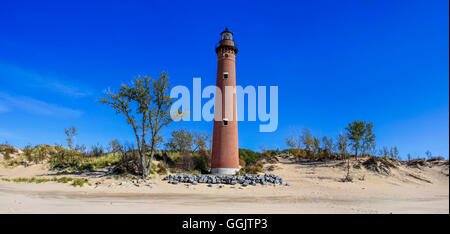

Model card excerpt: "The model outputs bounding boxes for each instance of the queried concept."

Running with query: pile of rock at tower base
[163,174,290,187]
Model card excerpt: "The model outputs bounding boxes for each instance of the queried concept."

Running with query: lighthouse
[211,28,240,175]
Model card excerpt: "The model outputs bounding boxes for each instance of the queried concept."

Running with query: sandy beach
[0,157,448,214]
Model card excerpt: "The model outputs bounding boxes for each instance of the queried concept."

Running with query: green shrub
[29,144,62,164]
[88,144,104,157]
[50,149,83,169]
[0,144,18,154]
[181,152,194,171]
[1,158,23,168]
[12,177,51,183]
[72,179,89,187]
[36,146,48,163]
[239,148,262,166]
[54,177,73,183]
[50,149,120,171]
[23,145,33,162]
[1,176,77,185]
[157,162,168,175]
[111,151,140,175]
[238,163,264,175]
[150,162,158,174]
[166,151,181,162]
[239,159,246,167]
[192,150,211,173]
[4,148,11,160]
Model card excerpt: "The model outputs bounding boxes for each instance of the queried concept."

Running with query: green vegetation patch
[71,178,90,187]
[239,148,262,166]
[0,176,84,185]
[50,150,121,171]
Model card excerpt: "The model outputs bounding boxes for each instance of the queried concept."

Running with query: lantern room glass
[221,32,233,40]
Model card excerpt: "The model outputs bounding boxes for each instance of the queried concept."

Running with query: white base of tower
[211,168,240,175]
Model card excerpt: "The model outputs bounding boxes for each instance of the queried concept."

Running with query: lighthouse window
[223,120,228,126]
[223,72,228,79]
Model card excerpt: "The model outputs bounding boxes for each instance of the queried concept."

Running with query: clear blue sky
[0,0,448,159]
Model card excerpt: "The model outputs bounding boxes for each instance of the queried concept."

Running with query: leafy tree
[286,133,299,158]
[285,129,302,158]
[313,136,321,158]
[108,139,122,153]
[345,120,375,159]
[301,128,314,157]
[322,136,334,157]
[285,128,316,159]
[192,131,210,152]
[166,129,210,173]
[64,126,77,150]
[337,133,348,157]
[165,129,193,152]
[100,72,173,179]
[285,136,296,150]
[361,122,376,156]
[166,129,210,153]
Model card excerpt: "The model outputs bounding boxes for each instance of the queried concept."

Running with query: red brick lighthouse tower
[211,28,240,175]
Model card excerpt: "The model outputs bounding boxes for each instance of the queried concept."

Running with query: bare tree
[338,132,351,181]
[393,146,399,160]
[64,126,77,150]
[425,150,432,159]
[382,146,389,159]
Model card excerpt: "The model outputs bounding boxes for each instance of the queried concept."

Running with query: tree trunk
[141,152,148,179]
[347,154,350,176]
[144,139,156,180]
[146,149,155,179]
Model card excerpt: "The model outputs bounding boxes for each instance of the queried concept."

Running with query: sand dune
[0,157,448,214]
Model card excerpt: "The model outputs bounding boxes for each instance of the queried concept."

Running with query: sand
[0,157,448,214]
